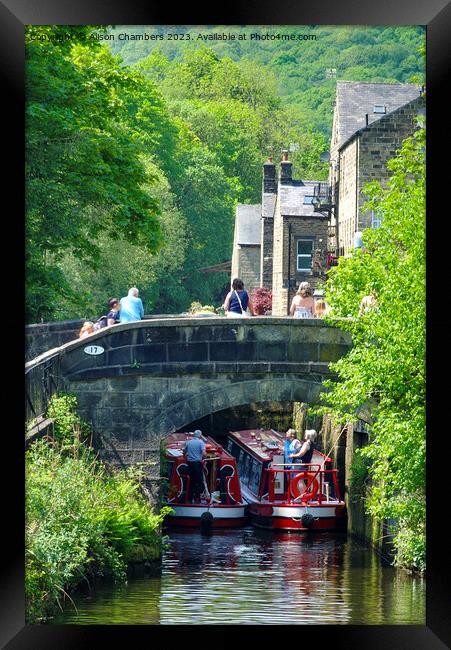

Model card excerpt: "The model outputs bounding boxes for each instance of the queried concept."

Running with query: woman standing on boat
[284,429,302,488]
[284,429,299,467]
[290,429,317,466]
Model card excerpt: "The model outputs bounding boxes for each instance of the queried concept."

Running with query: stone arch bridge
[26,317,352,497]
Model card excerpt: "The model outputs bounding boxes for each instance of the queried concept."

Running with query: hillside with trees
[109,25,425,137]
[26,25,425,322]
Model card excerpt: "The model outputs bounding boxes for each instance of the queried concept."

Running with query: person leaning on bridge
[290,282,315,318]
[119,287,144,323]
[79,321,95,338]
[222,278,253,318]
[314,299,327,319]
[106,298,121,326]
[184,430,207,503]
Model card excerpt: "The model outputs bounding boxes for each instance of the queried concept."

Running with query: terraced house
[231,80,425,312]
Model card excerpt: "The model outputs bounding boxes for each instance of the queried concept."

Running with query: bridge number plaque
[84,345,105,356]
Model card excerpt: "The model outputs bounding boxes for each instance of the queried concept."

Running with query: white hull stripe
[269,506,336,518]
[169,506,246,519]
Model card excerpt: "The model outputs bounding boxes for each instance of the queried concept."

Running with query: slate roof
[235,204,261,245]
[335,81,421,149]
[279,180,321,217]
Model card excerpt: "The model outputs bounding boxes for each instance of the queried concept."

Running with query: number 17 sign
[84,345,105,356]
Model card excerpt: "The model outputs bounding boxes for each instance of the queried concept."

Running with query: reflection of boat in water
[164,433,247,528]
[226,429,346,532]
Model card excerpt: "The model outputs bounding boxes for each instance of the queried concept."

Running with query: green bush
[25,394,170,623]
[348,450,371,503]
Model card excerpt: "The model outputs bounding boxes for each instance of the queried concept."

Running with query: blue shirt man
[184,430,206,503]
[120,288,144,323]
[184,431,206,461]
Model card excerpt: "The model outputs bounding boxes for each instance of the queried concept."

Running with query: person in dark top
[290,429,317,466]
[106,298,121,326]
[222,278,253,318]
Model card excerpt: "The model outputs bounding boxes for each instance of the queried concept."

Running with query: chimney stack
[279,150,292,184]
[263,156,277,193]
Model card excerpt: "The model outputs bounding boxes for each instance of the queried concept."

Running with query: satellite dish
[320,151,330,163]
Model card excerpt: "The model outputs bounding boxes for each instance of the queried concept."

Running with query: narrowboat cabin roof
[165,432,234,460]
[228,429,284,461]
[228,429,333,464]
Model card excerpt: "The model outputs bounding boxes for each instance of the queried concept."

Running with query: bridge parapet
[26,317,352,489]
[26,317,352,418]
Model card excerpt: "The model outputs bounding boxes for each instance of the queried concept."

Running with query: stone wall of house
[272,211,329,316]
[337,138,359,255]
[335,96,424,256]
[271,198,286,316]
[357,96,425,232]
[236,246,261,296]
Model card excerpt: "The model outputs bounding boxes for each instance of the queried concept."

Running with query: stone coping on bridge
[25,316,350,374]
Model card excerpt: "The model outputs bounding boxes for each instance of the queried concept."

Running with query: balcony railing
[313,182,334,213]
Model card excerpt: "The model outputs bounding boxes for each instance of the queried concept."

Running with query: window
[303,195,315,204]
[371,210,382,229]
[249,459,262,494]
[373,105,386,114]
[297,239,313,272]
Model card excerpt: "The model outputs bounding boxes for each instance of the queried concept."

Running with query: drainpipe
[355,135,360,239]
[287,222,292,314]
[335,156,340,258]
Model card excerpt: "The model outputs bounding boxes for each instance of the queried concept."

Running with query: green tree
[320,127,426,571]
[26,26,164,322]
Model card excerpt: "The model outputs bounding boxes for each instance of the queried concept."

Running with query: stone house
[231,154,326,315]
[318,81,425,256]
[269,153,329,316]
[230,80,425,311]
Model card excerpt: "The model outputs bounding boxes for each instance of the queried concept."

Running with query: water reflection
[52,527,425,625]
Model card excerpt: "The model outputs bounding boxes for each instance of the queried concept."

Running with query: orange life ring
[291,471,319,501]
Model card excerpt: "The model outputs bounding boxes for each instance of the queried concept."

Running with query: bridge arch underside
[69,372,328,496]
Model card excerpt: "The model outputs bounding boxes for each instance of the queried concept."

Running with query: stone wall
[357,96,425,232]
[337,138,358,255]
[26,320,83,362]
[272,211,329,316]
[25,315,182,362]
[335,96,425,256]
[236,245,261,295]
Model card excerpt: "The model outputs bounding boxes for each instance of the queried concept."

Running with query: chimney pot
[263,158,277,193]
[279,151,292,184]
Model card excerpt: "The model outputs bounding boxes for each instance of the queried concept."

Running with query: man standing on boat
[184,430,207,503]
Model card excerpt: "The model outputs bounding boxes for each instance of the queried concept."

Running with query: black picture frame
[5,0,450,647]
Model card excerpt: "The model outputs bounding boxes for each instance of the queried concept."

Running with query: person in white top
[358,289,378,316]
[290,282,315,318]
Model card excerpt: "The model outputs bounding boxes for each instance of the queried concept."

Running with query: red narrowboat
[163,433,247,528]
[226,429,346,532]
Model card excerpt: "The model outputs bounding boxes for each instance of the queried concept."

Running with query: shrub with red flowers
[251,287,272,315]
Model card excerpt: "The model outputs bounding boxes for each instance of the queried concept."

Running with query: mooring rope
[321,424,348,468]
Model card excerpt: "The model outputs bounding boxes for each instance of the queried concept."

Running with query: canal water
[52,527,425,625]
